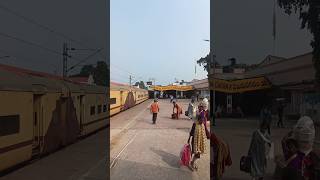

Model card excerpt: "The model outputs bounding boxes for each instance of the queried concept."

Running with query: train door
[79,95,85,134]
[135,92,137,102]
[120,91,123,110]
[32,95,43,155]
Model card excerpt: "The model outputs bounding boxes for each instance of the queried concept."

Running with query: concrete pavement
[0,129,108,180]
[110,99,295,180]
[212,116,294,180]
[110,99,210,180]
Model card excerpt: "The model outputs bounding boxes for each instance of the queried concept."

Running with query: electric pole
[129,75,132,88]
[62,42,68,78]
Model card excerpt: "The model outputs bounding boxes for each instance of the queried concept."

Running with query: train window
[103,105,107,112]
[0,115,20,136]
[98,105,102,114]
[110,98,116,105]
[90,106,95,115]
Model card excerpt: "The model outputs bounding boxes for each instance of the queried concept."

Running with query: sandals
[189,161,198,171]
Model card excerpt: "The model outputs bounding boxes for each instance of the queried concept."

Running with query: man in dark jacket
[277,103,285,128]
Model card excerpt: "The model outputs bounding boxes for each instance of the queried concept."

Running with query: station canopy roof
[151,77,271,93]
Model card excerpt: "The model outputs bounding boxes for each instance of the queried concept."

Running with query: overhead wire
[110,63,136,76]
[0,48,58,71]
[0,3,90,48]
[0,3,106,72]
[0,32,62,56]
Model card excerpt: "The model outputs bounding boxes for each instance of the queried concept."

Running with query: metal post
[153,78,156,99]
[62,43,68,78]
[211,46,216,126]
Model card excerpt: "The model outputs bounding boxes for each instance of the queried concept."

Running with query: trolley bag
[172,113,177,119]
[240,155,251,173]
[180,144,191,166]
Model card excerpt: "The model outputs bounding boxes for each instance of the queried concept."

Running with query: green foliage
[138,81,147,89]
[278,0,320,84]
[78,61,108,86]
[80,65,95,76]
[197,51,217,72]
[93,61,108,86]
[134,81,147,89]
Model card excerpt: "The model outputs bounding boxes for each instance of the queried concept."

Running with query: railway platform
[110,99,294,180]
[110,99,210,180]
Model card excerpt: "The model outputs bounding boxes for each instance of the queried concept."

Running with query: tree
[79,65,95,76]
[138,81,146,89]
[228,58,236,66]
[93,61,108,86]
[277,0,320,84]
[197,51,218,72]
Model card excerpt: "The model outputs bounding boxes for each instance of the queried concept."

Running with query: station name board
[151,85,193,91]
[209,77,271,93]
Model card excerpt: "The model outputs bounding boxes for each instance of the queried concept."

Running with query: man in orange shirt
[150,99,160,124]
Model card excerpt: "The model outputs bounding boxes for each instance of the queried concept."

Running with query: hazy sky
[213,0,312,65]
[112,0,313,85]
[0,0,108,75]
[111,0,210,85]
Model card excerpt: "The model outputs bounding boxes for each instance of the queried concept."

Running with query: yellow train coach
[110,82,149,116]
[0,65,108,172]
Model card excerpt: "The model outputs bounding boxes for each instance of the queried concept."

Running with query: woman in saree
[188,104,207,171]
[280,116,320,180]
[248,118,272,180]
[187,99,196,120]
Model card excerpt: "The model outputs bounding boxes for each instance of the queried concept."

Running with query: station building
[193,52,319,119]
[205,52,320,147]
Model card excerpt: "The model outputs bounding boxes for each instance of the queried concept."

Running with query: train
[0,64,109,172]
[110,82,149,116]
[0,64,148,173]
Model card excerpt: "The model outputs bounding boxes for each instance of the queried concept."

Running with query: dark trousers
[277,113,284,127]
[152,113,157,123]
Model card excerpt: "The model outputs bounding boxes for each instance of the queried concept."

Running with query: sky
[111,0,313,86]
[0,0,108,75]
[0,1,312,86]
[212,0,312,65]
[111,0,210,85]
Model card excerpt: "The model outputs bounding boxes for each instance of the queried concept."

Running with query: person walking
[188,104,207,171]
[277,103,285,128]
[187,99,196,120]
[150,99,160,124]
[248,119,272,180]
[260,105,272,135]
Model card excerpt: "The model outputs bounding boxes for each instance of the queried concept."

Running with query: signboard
[152,85,193,91]
[146,81,153,85]
[209,77,271,93]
